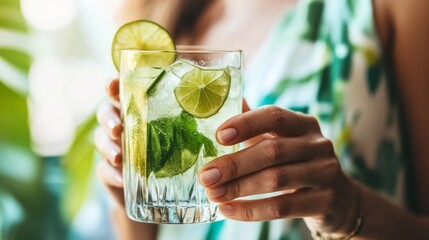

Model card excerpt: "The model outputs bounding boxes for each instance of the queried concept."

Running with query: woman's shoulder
[371,0,393,52]
[372,0,429,52]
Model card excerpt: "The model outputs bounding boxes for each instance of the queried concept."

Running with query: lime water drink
[120,48,242,223]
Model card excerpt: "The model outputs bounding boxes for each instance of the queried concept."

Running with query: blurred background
[0,0,122,239]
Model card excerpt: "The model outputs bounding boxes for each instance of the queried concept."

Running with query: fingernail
[107,117,119,131]
[208,186,226,199]
[199,168,221,186]
[220,204,234,215]
[217,128,238,144]
[109,148,119,162]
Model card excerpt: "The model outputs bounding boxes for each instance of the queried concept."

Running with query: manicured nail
[106,116,122,139]
[208,186,226,199]
[217,128,238,144]
[220,204,234,215]
[109,148,119,162]
[199,168,221,186]
[107,117,119,131]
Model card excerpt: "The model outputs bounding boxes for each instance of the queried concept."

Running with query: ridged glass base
[124,151,224,224]
[127,203,224,224]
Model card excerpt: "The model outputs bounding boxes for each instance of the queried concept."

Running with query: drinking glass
[120,46,242,223]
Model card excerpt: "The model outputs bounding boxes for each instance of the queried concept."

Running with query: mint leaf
[147,114,174,172]
[144,111,218,178]
[198,135,217,156]
[147,124,162,172]
[177,112,217,157]
[146,69,166,96]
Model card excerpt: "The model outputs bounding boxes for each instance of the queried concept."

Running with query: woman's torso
[179,0,297,63]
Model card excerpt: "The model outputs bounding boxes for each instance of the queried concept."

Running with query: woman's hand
[198,106,361,236]
[94,78,159,240]
[94,78,125,207]
[94,78,361,236]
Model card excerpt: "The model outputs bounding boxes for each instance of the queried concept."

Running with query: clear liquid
[121,60,242,223]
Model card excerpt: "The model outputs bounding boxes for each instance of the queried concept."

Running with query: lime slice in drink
[111,20,175,70]
[174,68,231,118]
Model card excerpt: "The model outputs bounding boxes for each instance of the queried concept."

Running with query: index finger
[216,105,320,145]
[106,78,120,101]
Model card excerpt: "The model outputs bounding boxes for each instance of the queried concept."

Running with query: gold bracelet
[311,210,365,240]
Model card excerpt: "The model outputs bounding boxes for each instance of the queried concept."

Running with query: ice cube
[227,67,242,100]
[147,70,182,121]
[170,60,197,78]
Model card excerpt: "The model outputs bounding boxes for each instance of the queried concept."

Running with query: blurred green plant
[0,0,44,239]
[0,0,100,239]
[61,114,98,223]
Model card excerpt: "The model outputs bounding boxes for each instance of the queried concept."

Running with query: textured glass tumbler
[120,47,242,223]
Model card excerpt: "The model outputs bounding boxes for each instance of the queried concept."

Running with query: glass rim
[121,45,242,54]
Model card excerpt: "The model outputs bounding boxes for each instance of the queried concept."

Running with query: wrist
[311,209,364,240]
[311,180,364,239]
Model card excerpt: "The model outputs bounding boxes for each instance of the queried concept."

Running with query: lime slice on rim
[111,20,175,70]
[175,68,231,118]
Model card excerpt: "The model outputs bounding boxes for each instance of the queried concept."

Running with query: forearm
[356,182,428,239]
[112,206,158,240]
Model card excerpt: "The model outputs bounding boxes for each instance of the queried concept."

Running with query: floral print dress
[159,0,405,239]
